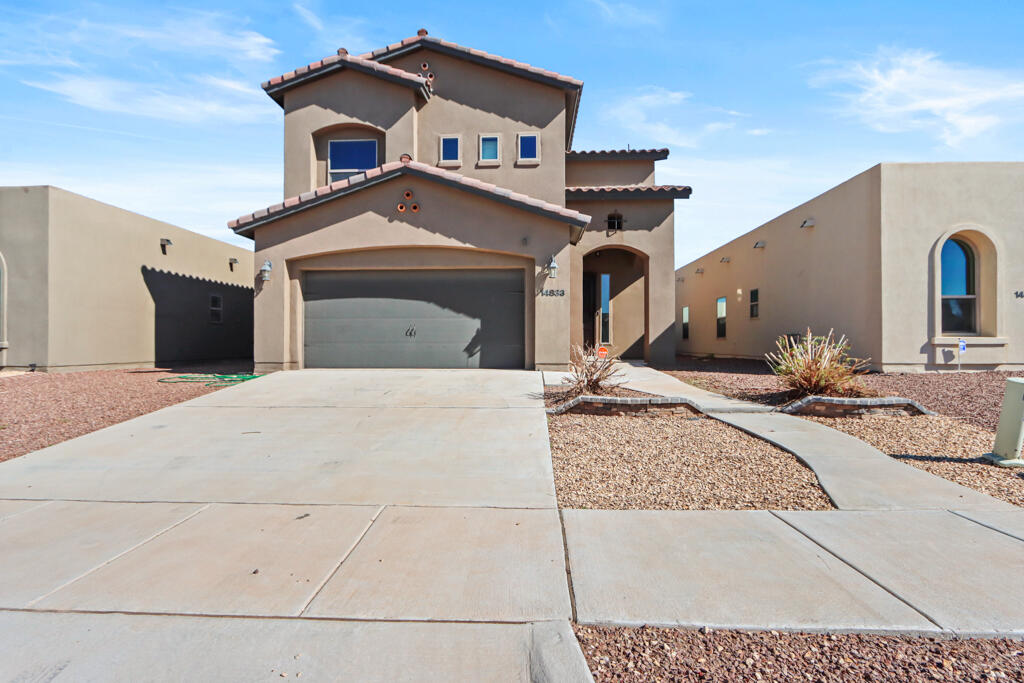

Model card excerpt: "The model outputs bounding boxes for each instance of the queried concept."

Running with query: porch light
[229,257,239,272]
[695,267,704,274]
[720,257,731,263]
[160,238,172,255]
[259,260,272,282]
[800,218,815,229]
[753,240,766,249]
[546,254,558,279]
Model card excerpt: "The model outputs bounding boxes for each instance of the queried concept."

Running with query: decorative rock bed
[780,395,936,417]
[547,395,701,416]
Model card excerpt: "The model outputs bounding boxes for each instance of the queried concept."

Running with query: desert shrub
[765,328,870,397]
[563,344,624,396]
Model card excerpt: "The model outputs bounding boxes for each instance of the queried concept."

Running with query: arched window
[940,238,977,334]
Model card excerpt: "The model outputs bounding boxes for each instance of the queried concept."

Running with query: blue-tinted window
[329,140,377,181]
[941,238,977,333]
[481,136,499,161]
[600,273,611,343]
[519,134,538,160]
[441,137,460,161]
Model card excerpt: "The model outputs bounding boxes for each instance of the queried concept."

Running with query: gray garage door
[303,269,526,369]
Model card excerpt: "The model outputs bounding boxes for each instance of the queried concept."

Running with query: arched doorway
[581,247,648,359]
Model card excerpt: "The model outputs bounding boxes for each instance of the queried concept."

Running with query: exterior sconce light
[228,257,239,271]
[800,218,815,229]
[720,257,731,263]
[753,240,766,249]
[160,238,172,254]
[546,254,558,279]
[259,260,272,282]
[695,267,704,274]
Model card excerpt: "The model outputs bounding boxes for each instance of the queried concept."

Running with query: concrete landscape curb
[546,394,699,415]
[779,395,936,417]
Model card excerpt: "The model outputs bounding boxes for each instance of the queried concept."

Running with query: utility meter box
[985,378,1024,467]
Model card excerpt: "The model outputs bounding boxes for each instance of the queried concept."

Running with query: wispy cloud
[812,47,1024,146]
[585,0,659,27]
[602,87,735,148]
[746,128,772,136]
[293,3,325,32]
[287,3,375,55]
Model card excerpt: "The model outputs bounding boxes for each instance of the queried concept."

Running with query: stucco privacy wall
[389,51,568,206]
[283,70,418,198]
[0,187,50,369]
[675,166,883,366]
[10,187,254,371]
[568,198,676,365]
[879,163,1024,370]
[252,175,573,371]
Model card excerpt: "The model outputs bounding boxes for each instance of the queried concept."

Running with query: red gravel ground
[663,356,1024,431]
[575,625,1024,682]
[0,364,251,462]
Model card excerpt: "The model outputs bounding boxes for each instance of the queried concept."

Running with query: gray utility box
[985,377,1024,467]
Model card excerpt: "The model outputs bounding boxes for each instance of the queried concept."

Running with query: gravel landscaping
[543,385,653,408]
[0,365,249,462]
[663,356,1024,431]
[575,624,1024,682]
[805,414,1024,507]
[547,412,833,510]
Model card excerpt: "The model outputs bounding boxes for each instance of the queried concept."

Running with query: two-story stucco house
[230,29,690,371]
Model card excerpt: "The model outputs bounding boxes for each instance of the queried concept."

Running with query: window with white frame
[517,132,540,164]
[479,134,501,166]
[209,294,223,324]
[328,139,377,182]
[438,135,461,167]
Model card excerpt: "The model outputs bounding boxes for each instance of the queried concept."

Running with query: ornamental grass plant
[765,328,871,398]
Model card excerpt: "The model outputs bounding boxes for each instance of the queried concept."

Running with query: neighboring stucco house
[0,186,254,372]
[675,163,1024,371]
[229,29,690,371]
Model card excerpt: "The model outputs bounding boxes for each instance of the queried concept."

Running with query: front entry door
[582,272,596,347]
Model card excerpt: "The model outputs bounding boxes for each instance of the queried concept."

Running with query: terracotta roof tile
[566,148,670,161]
[231,160,591,238]
[565,184,692,200]
[262,51,430,105]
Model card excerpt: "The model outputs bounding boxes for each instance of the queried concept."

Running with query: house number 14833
[541,289,565,297]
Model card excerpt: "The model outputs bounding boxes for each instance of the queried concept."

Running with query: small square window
[479,134,500,165]
[439,135,460,166]
[517,133,540,164]
[749,288,759,319]
[209,294,223,324]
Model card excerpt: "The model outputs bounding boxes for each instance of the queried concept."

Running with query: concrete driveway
[0,370,588,681]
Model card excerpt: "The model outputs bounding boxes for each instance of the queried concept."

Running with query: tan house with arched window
[231,29,690,371]
[675,163,1024,371]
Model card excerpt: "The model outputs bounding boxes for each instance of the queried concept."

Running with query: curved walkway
[618,364,1012,511]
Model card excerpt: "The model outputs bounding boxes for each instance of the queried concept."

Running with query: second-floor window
[517,133,540,164]
[439,135,461,167]
[329,139,377,182]
[479,134,501,166]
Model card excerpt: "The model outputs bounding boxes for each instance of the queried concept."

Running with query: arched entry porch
[579,246,649,360]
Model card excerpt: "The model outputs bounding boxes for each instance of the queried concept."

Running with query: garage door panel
[303,270,525,369]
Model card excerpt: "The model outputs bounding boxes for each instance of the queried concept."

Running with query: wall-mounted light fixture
[800,218,815,229]
[259,260,272,282]
[695,267,704,274]
[160,238,172,255]
[228,257,239,272]
[753,240,766,249]
[546,254,558,279]
[720,256,731,263]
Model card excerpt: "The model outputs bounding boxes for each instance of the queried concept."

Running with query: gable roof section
[230,160,591,243]
[361,31,583,148]
[262,50,431,106]
[566,185,692,200]
[567,148,670,161]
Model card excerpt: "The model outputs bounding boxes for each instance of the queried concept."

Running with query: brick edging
[546,395,701,416]
[778,395,936,417]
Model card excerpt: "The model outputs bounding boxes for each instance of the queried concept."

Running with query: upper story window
[606,212,624,233]
[329,139,377,182]
[941,238,977,334]
[479,134,501,166]
[439,135,461,167]
[517,133,540,165]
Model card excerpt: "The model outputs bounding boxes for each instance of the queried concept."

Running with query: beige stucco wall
[0,187,50,369]
[675,166,883,366]
[0,186,254,371]
[878,163,1024,370]
[565,159,655,187]
[252,175,575,371]
[282,70,418,198]
[568,198,676,365]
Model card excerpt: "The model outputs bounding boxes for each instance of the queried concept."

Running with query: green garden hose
[158,373,263,387]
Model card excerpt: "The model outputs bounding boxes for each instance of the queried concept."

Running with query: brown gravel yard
[575,624,1024,682]
[663,356,1024,431]
[543,385,654,408]
[547,412,833,510]
[805,414,1024,507]
[0,364,249,462]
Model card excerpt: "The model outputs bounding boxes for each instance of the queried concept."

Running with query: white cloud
[95,15,280,64]
[293,3,325,32]
[585,0,659,27]
[23,74,279,124]
[746,128,772,136]
[813,47,1024,146]
[602,87,736,148]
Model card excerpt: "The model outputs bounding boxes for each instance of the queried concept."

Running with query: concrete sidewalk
[619,364,1011,511]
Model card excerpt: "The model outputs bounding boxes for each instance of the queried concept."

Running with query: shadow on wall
[141,267,253,364]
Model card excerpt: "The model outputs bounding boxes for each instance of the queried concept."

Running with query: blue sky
[2,1,1022,265]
